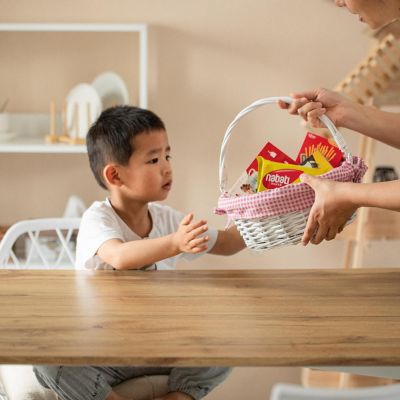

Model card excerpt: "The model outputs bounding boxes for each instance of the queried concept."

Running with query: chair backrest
[270,383,400,400]
[0,218,81,269]
[63,195,87,218]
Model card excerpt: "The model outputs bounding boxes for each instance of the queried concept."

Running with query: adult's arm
[278,88,400,149]
[342,103,400,149]
[301,175,400,245]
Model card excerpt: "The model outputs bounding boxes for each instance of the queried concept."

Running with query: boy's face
[117,129,173,202]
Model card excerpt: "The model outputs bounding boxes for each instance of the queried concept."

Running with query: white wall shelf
[0,22,148,154]
[0,138,86,154]
[0,113,86,154]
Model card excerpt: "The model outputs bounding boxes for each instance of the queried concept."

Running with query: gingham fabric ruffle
[215,156,367,220]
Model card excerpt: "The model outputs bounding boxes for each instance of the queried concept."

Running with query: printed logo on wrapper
[256,150,333,192]
[262,169,303,189]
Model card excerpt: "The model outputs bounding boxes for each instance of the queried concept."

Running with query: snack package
[228,142,295,196]
[296,132,343,168]
[246,142,296,175]
[300,154,319,168]
[227,170,258,196]
[257,150,333,191]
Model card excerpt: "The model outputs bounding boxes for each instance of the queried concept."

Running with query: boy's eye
[148,158,159,164]
[166,155,172,161]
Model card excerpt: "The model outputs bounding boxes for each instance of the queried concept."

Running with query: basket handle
[219,96,352,193]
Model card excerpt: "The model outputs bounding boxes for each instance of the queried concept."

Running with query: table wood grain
[1,268,400,366]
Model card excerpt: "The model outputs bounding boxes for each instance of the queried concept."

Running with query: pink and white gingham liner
[215,156,367,221]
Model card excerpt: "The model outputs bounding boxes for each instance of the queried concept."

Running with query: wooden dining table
[1,268,400,366]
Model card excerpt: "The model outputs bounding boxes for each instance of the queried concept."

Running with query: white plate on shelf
[66,83,102,139]
[92,71,129,109]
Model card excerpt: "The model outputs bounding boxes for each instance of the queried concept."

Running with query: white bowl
[92,71,129,109]
[66,83,102,139]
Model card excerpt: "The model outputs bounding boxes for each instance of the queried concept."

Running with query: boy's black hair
[86,105,166,189]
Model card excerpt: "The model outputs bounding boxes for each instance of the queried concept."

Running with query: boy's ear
[103,164,122,187]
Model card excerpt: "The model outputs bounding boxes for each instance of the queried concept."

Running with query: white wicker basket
[216,96,365,251]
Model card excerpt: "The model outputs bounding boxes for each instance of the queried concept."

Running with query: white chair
[270,383,400,400]
[0,218,81,268]
[0,218,169,400]
[62,195,87,218]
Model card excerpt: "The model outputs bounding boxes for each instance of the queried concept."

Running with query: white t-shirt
[75,198,218,270]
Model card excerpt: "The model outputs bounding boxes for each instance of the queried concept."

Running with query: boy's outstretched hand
[173,213,209,254]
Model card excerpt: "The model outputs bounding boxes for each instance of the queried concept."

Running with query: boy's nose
[163,163,172,176]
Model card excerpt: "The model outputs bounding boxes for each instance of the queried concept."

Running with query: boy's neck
[109,194,152,238]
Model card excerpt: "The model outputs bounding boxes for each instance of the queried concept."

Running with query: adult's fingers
[277,99,289,109]
[326,228,338,241]
[311,224,329,245]
[291,89,320,102]
[302,212,318,246]
[300,173,321,191]
[297,102,323,118]
[307,108,327,127]
[286,97,309,115]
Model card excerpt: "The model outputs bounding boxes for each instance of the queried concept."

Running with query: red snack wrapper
[296,132,343,168]
[246,142,296,175]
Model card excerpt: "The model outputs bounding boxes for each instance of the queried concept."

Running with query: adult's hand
[279,88,400,150]
[278,88,355,129]
[300,174,358,245]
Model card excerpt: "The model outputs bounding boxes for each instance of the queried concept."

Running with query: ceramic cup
[0,113,9,133]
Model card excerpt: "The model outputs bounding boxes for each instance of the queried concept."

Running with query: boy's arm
[97,213,210,270]
[209,225,246,256]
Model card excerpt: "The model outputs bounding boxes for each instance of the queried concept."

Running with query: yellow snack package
[257,150,332,192]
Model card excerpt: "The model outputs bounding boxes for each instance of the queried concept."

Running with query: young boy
[34,106,246,400]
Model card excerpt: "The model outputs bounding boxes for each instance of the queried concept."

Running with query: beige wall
[1,1,399,398]
[2,0,398,269]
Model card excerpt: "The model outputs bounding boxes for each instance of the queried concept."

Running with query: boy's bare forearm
[97,213,211,269]
[344,104,400,149]
[99,235,180,270]
[210,226,246,255]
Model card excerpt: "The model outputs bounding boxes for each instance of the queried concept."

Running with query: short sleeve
[75,204,124,269]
